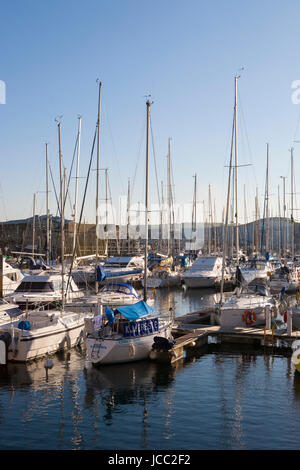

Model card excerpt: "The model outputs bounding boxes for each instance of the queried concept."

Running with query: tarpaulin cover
[116,300,154,321]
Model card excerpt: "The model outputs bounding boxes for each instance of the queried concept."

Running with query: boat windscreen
[15,281,54,293]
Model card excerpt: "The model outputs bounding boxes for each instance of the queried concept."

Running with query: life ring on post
[242,310,257,326]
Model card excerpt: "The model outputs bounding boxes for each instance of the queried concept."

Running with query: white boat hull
[86,325,172,366]
[0,317,87,362]
[216,307,266,328]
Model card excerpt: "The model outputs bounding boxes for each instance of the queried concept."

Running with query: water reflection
[0,288,299,449]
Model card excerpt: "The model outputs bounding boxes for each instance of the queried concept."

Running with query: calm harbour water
[0,288,299,450]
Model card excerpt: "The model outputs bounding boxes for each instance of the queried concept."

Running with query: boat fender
[17,320,31,331]
[0,333,11,365]
[129,343,135,358]
[283,311,287,323]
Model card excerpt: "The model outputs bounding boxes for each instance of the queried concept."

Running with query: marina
[3,0,300,455]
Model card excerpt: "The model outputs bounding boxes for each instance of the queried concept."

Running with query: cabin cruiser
[3,260,24,296]
[269,263,300,293]
[142,255,182,288]
[0,307,92,363]
[96,256,144,285]
[214,283,279,328]
[0,299,23,326]
[65,283,154,316]
[182,256,232,289]
[143,266,182,289]
[239,258,272,285]
[5,272,84,309]
[84,300,173,366]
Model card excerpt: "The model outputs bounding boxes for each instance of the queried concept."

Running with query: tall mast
[143,99,151,301]
[32,192,36,258]
[105,168,108,256]
[192,174,197,237]
[280,176,286,257]
[167,137,172,255]
[220,104,235,305]
[266,143,270,254]
[278,184,281,256]
[127,178,131,254]
[208,184,212,254]
[244,184,247,253]
[57,120,65,311]
[45,143,50,265]
[73,115,82,254]
[95,80,102,293]
[291,147,295,259]
[160,180,164,252]
[255,187,259,254]
[234,75,239,264]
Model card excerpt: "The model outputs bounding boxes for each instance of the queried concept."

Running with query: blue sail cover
[96,265,106,282]
[116,300,154,321]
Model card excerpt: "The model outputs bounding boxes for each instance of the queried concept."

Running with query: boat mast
[243,184,247,254]
[234,75,239,264]
[73,115,82,255]
[45,143,50,265]
[167,137,172,255]
[143,99,151,301]
[255,187,259,254]
[220,90,236,305]
[105,168,108,256]
[127,177,131,254]
[95,80,102,294]
[280,175,286,257]
[32,192,36,258]
[57,119,65,311]
[266,143,270,254]
[208,184,212,254]
[278,184,281,257]
[192,174,197,240]
[291,147,295,260]
[160,180,164,252]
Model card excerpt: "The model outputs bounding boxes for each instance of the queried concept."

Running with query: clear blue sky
[1,0,300,225]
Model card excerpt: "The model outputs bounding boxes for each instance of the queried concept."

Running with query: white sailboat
[84,100,173,366]
[0,120,91,364]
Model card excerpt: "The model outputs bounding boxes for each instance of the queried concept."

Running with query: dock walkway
[149,323,300,364]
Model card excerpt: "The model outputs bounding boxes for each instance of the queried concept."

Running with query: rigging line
[107,175,120,254]
[63,133,78,213]
[149,115,161,208]
[65,128,97,295]
[103,102,125,195]
[49,162,61,218]
[131,120,146,200]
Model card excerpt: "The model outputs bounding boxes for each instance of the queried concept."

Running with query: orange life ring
[242,310,257,326]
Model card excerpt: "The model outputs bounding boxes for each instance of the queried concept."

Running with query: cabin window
[15,282,54,293]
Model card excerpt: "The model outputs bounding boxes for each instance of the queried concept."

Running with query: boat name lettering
[123,318,159,337]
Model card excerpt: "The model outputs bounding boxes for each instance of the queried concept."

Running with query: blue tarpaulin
[116,300,154,321]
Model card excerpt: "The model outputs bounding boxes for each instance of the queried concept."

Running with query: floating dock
[149,320,300,364]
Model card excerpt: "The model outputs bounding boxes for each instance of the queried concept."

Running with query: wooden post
[287,308,293,336]
[265,306,271,330]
